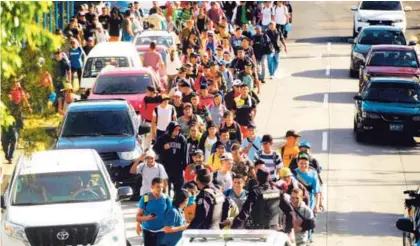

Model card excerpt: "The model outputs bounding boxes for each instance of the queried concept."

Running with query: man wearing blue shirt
[68,38,86,87]
[294,152,320,213]
[136,178,172,246]
[241,123,261,161]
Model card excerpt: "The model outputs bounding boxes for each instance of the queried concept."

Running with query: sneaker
[261,80,266,84]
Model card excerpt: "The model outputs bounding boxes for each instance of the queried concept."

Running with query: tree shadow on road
[291,69,355,80]
[296,128,420,156]
[293,92,356,104]
[291,36,351,44]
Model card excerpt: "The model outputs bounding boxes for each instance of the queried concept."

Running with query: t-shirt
[241,136,262,161]
[234,95,257,126]
[274,5,288,25]
[204,136,218,161]
[136,163,168,195]
[69,47,85,69]
[215,171,233,191]
[224,189,247,211]
[261,7,273,26]
[254,150,282,180]
[278,145,299,168]
[138,193,172,231]
[98,14,111,30]
[207,153,222,171]
[208,104,226,127]
[109,17,123,37]
[143,51,162,71]
[161,208,186,246]
[153,105,176,131]
[294,169,320,209]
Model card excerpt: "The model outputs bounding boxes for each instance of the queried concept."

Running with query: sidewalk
[1,148,22,194]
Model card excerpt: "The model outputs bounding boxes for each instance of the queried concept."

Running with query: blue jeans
[267,52,280,76]
[256,55,267,81]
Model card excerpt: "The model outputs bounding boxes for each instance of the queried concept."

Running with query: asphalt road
[122,2,420,245]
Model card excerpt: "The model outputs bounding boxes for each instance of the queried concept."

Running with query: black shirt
[109,16,123,37]
[170,102,184,118]
[265,29,284,52]
[83,45,94,56]
[230,57,254,73]
[85,12,95,24]
[98,14,111,30]
[252,34,264,60]
[182,92,194,104]
[234,95,257,126]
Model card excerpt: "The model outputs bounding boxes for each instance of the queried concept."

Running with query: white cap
[174,91,182,97]
[220,152,233,161]
[145,149,156,158]
[232,79,242,87]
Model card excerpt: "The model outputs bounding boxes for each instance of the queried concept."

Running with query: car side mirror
[354,94,363,101]
[408,40,417,46]
[351,6,358,11]
[138,124,151,136]
[404,6,412,12]
[117,186,133,201]
[396,217,414,233]
[1,195,6,209]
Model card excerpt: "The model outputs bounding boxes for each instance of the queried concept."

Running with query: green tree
[1,1,64,151]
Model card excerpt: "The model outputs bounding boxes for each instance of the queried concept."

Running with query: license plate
[389,124,404,131]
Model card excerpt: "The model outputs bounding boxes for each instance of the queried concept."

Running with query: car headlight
[4,221,29,243]
[95,217,119,244]
[353,52,365,61]
[118,149,141,161]
[413,116,420,121]
[393,19,404,23]
[357,16,368,22]
[362,111,381,119]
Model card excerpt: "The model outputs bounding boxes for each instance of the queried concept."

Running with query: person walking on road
[184,150,213,183]
[213,153,235,191]
[241,123,261,162]
[252,25,273,83]
[151,95,177,143]
[255,134,283,181]
[291,188,315,246]
[278,130,300,168]
[234,84,257,138]
[224,174,248,211]
[265,21,287,79]
[153,121,187,197]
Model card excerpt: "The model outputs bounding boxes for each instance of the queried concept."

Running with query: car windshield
[360,1,402,11]
[82,57,130,78]
[367,50,418,68]
[93,74,152,95]
[359,30,406,45]
[138,50,167,64]
[365,82,420,104]
[12,171,110,206]
[135,36,173,47]
[61,110,134,137]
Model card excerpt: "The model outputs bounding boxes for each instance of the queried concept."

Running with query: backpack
[139,163,162,179]
[220,121,239,131]
[154,106,175,124]
[246,138,260,151]
[143,192,171,214]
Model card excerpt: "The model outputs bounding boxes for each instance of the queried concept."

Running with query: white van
[80,42,142,89]
[1,149,133,246]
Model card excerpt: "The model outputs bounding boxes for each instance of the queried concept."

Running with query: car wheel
[349,69,358,78]
[354,121,364,142]
[402,231,412,246]
[352,25,357,38]
[126,240,132,246]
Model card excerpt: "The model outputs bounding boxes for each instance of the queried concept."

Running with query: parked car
[358,45,420,91]
[88,67,165,114]
[136,44,169,88]
[80,42,142,89]
[55,99,150,198]
[351,1,412,37]
[0,149,133,246]
[353,77,420,141]
[349,25,417,77]
[133,30,180,50]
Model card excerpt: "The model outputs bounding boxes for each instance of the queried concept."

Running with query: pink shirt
[143,51,162,71]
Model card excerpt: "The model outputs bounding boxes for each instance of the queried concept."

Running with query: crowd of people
[2,2,326,246]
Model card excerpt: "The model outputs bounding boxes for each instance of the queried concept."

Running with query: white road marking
[327,42,331,52]
[323,93,329,108]
[322,131,328,151]
[310,53,323,59]
[325,65,331,76]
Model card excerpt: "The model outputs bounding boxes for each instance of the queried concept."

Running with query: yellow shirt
[278,145,299,168]
[207,153,222,171]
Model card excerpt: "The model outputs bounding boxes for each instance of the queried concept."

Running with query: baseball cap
[279,167,293,178]
[298,152,310,161]
[247,122,256,129]
[245,60,253,67]
[207,121,217,129]
[261,134,273,143]
[200,83,209,90]
[145,149,156,158]
[214,141,225,148]
[184,63,193,68]
[190,52,198,58]
[87,36,94,41]
[299,141,311,149]
[180,80,191,88]
[232,79,243,87]
[230,144,241,152]
[220,153,233,161]
[194,149,204,156]
[177,67,187,73]
[183,102,193,109]
[255,25,262,30]
[146,86,156,93]
[286,130,301,138]
[216,45,223,50]
[174,91,183,98]
[217,60,226,66]
[161,94,170,101]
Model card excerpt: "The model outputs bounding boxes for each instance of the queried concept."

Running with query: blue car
[55,99,149,198]
[349,26,416,78]
[353,77,420,141]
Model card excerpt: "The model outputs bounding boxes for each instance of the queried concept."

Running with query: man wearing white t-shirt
[273,1,289,36]
[152,94,177,142]
[261,1,274,30]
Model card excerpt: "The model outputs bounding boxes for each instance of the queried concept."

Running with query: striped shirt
[254,150,283,180]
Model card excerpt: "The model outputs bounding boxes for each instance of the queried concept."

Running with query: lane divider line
[325,65,331,76]
[322,131,328,151]
[327,42,331,52]
[323,93,329,108]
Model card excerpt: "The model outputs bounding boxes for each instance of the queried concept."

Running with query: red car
[359,45,420,91]
[136,45,169,90]
[89,67,164,119]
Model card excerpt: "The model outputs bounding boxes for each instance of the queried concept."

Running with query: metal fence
[36,1,76,33]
